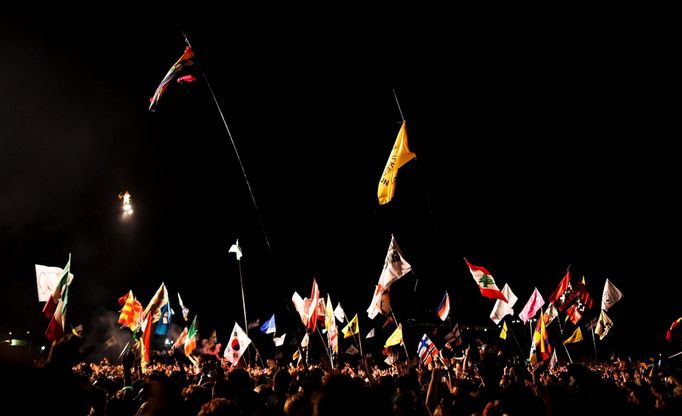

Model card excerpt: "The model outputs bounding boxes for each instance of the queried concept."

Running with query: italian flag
[465,259,507,302]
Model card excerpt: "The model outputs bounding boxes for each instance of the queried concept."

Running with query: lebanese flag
[464,259,507,302]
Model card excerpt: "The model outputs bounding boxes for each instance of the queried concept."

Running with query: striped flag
[464,259,507,302]
[436,292,450,321]
[184,316,198,357]
[118,290,143,330]
[149,45,195,111]
[417,334,440,366]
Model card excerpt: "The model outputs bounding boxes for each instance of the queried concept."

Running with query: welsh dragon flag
[465,259,507,302]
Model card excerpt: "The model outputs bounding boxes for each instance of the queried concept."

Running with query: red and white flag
[224,322,252,365]
[464,259,507,302]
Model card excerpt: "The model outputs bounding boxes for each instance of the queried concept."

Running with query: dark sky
[1,10,679,359]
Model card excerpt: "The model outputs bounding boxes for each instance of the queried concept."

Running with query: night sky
[1,10,679,360]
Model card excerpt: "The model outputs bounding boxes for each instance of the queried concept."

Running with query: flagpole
[506,318,525,358]
[181,32,273,256]
[591,325,598,360]
[342,311,368,377]
[235,255,251,365]
[316,327,333,368]
[555,318,573,364]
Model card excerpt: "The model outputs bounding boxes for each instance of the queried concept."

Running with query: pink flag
[519,288,545,324]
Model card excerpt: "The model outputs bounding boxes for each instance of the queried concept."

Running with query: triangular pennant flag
[563,327,583,344]
[377,121,416,205]
[490,284,518,324]
[384,324,403,348]
[601,279,623,311]
[464,259,507,301]
[301,333,309,348]
[366,328,376,339]
[346,345,359,355]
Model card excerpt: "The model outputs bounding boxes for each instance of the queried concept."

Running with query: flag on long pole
[436,292,450,321]
[464,259,507,302]
[490,283,517,324]
[378,121,416,205]
[368,235,412,319]
[601,279,623,311]
[149,45,195,111]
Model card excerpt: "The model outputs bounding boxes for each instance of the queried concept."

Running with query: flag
[562,283,594,324]
[261,314,276,334]
[384,324,403,348]
[118,291,143,330]
[42,255,72,319]
[184,316,198,356]
[595,310,613,340]
[437,291,450,321]
[346,345,359,355]
[601,279,623,311]
[366,328,376,339]
[208,330,218,348]
[499,322,508,340]
[490,283,518,324]
[464,259,507,302]
[71,324,83,337]
[141,315,153,370]
[306,279,321,332]
[543,304,558,326]
[530,310,552,364]
[518,288,545,324]
[149,45,195,111]
[177,293,189,321]
[368,235,412,319]
[142,283,165,321]
[582,275,586,285]
[328,322,339,354]
[274,333,286,347]
[248,319,261,330]
[35,264,74,302]
[666,317,682,342]
[342,314,359,338]
[292,349,301,361]
[301,333,309,348]
[417,334,440,366]
[174,326,188,348]
[377,121,416,205]
[154,284,172,336]
[325,295,334,332]
[334,302,345,323]
[104,336,117,349]
[563,327,583,344]
[224,322,252,365]
[292,292,308,325]
[229,239,243,260]
[384,355,396,365]
[549,349,558,369]
[44,255,73,342]
[444,323,463,348]
[548,269,571,304]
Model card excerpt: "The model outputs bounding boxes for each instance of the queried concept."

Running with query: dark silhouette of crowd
[1,333,681,415]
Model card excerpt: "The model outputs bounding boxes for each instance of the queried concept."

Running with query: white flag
[35,264,74,302]
[366,328,376,339]
[543,303,559,325]
[177,293,189,321]
[367,235,412,319]
[301,333,309,348]
[224,323,252,365]
[334,302,345,323]
[549,349,558,369]
[595,309,613,340]
[229,239,243,260]
[490,283,518,324]
[292,292,308,325]
[274,333,286,347]
[601,279,623,311]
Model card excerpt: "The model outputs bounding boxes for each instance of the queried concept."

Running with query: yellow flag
[581,275,586,285]
[563,327,583,344]
[292,349,300,360]
[499,322,508,340]
[377,122,416,205]
[384,324,403,348]
[342,314,359,338]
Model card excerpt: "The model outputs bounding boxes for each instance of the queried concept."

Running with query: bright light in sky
[119,191,133,215]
